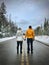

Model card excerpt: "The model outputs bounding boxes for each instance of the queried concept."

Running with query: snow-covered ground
[0,35,49,46]
[35,35,49,45]
[0,36,16,43]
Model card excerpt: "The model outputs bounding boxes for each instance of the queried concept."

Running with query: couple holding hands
[16,25,35,54]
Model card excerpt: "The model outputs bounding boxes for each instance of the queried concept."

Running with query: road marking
[21,42,29,65]
[26,53,29,65]
[21,48,24,65]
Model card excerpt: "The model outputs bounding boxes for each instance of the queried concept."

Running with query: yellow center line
[21,48,24,65]
[21,42,29,65]
[26,53,29,65]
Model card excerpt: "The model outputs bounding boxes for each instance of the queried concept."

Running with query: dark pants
[27,38,33,53]
[17,41,23,53]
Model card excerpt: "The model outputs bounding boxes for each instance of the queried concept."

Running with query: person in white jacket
[16,28,23,54]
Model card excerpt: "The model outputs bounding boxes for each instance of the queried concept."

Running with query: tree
[0,2,18,37]
[44,18,47,30]
[44,18,49,35]
[0,2,6,14]
[0,2,7,32]
[35,26,41,35]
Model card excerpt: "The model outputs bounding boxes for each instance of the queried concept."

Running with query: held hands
[33,38,35,41]
[23,35,26,41]
[24,38,26,41]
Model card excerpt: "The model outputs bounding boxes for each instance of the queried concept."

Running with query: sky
[0,0,49,30]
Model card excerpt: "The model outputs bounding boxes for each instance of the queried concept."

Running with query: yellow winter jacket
[25,29,35,39]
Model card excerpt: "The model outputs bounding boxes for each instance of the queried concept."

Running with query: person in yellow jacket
[25,25,35,54]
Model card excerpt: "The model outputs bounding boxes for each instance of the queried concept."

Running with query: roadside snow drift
[35,35,49,45]
[0,36,16,43]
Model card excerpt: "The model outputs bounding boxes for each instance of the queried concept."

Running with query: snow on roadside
[35,35,49,45]
[0,36,16,43]
[0,35,49,45]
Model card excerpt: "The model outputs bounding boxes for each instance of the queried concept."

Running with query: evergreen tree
[44,18,49,35]
[0,2,6,14]
[0,2,7,32]
[44,18,47,30]
[0,2,18,37]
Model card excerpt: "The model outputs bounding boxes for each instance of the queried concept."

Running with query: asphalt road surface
[0,38,49,65]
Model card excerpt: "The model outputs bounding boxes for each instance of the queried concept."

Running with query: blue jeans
[17,41,23,53]
[27,38,33,53]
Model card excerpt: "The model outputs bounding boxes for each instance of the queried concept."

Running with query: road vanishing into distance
[0,38,49,65]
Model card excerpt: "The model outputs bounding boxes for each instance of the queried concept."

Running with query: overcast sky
[0,0,49,30]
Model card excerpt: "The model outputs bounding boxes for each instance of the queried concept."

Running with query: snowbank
[0,36,16,43]
[35,35,49,45]
[0,35,49,46]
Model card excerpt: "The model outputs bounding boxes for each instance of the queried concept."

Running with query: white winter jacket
[16,30,23,41]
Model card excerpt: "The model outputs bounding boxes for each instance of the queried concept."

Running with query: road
[0,38,49,65]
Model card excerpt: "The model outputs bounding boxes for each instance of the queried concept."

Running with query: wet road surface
[0,38,49,65]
